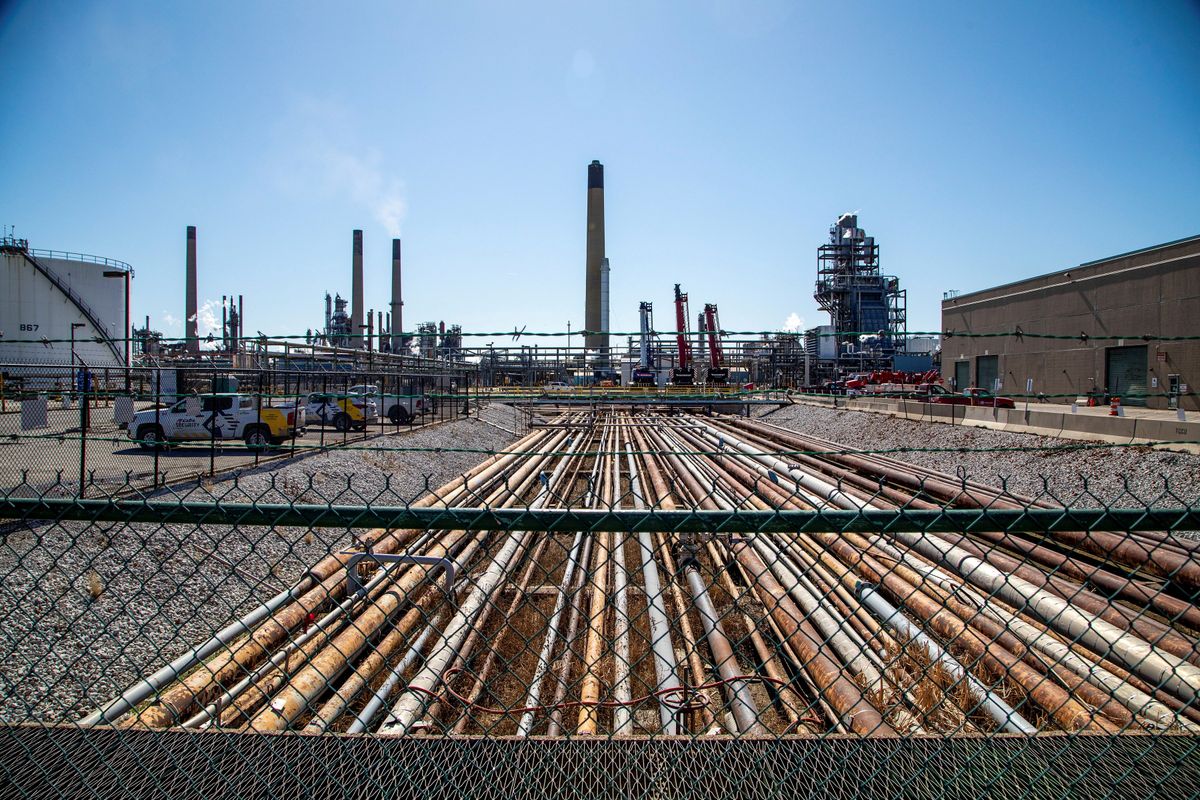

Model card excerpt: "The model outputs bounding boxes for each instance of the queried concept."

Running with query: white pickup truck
[305,391,379,431]
[348,384,432,425]
[128,394,304,449]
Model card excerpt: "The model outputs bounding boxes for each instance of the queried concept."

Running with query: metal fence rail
[1,408,1198,797]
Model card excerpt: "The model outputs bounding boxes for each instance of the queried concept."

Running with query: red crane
[703,303,728,383]
[673,284,694,385]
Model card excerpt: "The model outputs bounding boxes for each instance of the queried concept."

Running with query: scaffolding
[814,214,906,364]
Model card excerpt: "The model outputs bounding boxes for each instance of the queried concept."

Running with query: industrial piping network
[90,410,1200,737]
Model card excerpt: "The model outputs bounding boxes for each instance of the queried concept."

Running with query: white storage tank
[1,238,131,368]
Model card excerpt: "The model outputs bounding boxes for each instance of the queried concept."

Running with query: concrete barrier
[794,396,1198,453]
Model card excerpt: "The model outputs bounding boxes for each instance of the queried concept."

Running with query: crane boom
[672,284,694,385]
[704,303,728,383]
[633,301,658,386]
[704,303,723,368]
[673,284,691,370]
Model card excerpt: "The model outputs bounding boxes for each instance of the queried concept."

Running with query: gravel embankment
[754,403,1200,505]
[0,407,523,723]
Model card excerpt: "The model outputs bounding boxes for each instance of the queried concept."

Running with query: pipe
[624,438,679,734]
[683,564,763,734]
[379,431,573,734]
[80,578,308,726]
[890,528,1200,707]
[610,428,633,735]
[857,583,1036,734]
[347,612,442,734]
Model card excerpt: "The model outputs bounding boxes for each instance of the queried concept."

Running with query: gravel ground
[0,406,523,723]
[754,402,1200,505]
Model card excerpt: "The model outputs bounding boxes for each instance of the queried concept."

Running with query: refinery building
[942,234,1200,411]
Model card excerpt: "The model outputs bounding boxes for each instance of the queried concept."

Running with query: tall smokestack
[351,229,364,348]
[599,257,610,361]
[584,160,605,354]
[390,238,403,353]
[185,226,198,352]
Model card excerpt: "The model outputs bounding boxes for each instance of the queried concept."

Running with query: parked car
[128,394,303,449]
[305,392,378,431]
[349,384,431,424]
[908,383,961,403]
[908,384,1016,408]
[962,387,1016,408]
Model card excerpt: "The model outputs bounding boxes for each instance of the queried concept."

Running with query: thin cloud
[274,97,408,237]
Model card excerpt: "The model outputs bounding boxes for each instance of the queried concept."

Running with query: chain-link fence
[0,361,475,496]
[1,409,1198,797]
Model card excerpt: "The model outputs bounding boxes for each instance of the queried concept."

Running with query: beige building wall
[941,235,1200,411]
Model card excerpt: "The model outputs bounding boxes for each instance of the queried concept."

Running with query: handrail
[1,237,132,273]
[28,248,132,273]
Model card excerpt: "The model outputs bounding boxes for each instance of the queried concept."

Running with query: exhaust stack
[584,160,606,354]
[599,257,610,360]
[351,229,364,348]
[390,238,403,353]
[185,226,198,352]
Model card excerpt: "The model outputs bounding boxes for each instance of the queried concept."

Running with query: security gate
[1106,345,1148,407]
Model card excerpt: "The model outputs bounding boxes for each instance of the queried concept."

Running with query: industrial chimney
[599,257,610,359]
[584,160,605,354]
[185,225,198,353]
[351,229,364,348]
[390,238,403,354]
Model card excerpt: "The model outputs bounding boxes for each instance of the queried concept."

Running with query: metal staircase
[14,245,125,364]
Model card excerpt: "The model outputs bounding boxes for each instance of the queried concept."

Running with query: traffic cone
[1109,397,1120,416]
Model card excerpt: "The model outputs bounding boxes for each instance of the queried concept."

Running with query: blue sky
[2,0,1198,344]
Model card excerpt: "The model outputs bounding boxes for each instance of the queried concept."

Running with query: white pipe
[378,434,574,734]
[624,441,680,734]
[80,577,312,726]
[857,583,1037,734]
[610,428,633,735]
[891,529,1200,706]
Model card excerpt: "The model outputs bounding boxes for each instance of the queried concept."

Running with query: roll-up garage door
[1105,345,1147,406]
[976,355,998,392]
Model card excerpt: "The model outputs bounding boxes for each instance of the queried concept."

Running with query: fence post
[291,381,300,459]
[77,371,87,499]
[254,368,263,467]
[210,365,217,476]
[153,370,161,489]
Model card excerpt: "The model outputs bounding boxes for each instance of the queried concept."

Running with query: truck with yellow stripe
[128,394,304,449]
[304,392,379,432]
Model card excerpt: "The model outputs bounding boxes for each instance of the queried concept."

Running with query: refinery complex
[5,157,1195,412]
[2,158,942,390]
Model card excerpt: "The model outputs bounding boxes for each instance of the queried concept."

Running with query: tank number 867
[19,324,39,331]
